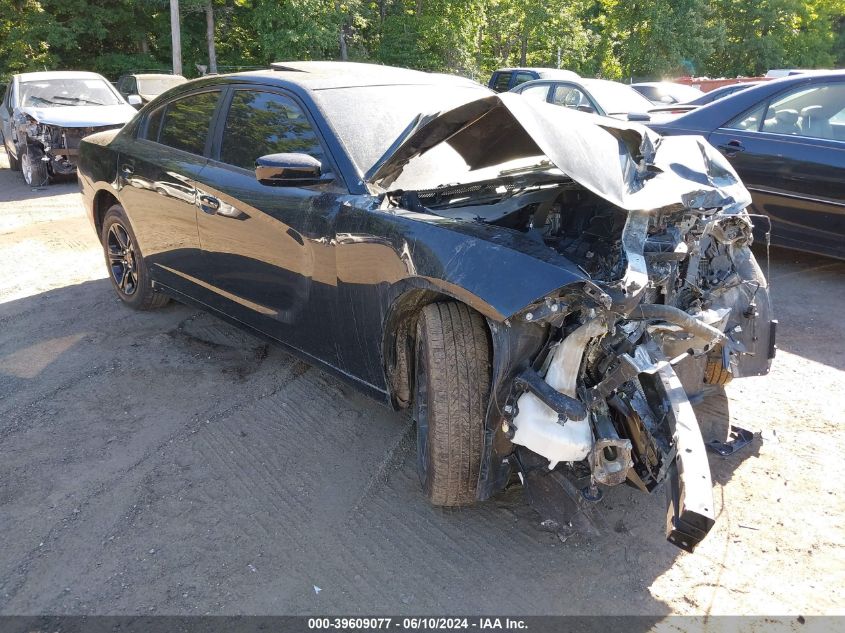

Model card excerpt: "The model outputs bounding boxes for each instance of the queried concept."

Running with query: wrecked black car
[77,62,775,552]
[1,71,136,186]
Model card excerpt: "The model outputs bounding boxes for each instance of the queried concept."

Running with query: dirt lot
[0,147,843,618]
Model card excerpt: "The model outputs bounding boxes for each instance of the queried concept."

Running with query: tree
[597,0,719,80]
[707,0,842,76]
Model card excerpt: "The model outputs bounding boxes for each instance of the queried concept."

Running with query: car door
[708,80,845,256]
[192,86,344,364]
[117,88,223,294]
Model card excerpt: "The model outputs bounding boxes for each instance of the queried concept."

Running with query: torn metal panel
[366,93,751,215]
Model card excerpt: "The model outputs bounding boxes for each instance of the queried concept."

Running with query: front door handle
[717,140,745,156]
[120,162,134,176]
[198,194,220,215]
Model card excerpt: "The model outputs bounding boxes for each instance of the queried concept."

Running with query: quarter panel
[332,204,590,389]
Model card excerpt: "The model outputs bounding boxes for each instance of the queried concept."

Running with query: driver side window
[219,90,327,172]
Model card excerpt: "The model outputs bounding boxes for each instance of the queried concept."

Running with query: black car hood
[365,93,751,213]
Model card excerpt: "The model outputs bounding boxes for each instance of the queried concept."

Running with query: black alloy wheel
[107,221,138,297]
[101,204,169,310]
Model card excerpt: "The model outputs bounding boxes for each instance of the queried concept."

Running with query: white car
[0,71,137,186]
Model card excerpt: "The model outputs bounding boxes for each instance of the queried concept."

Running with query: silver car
[0,71,137,186]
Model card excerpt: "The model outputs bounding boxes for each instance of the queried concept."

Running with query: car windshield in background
[137,77,185,95]
[312,84,490,174]
[19,78,123,107]
[586,81,654,114]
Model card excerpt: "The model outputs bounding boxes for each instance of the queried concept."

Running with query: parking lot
[0,146,843,617]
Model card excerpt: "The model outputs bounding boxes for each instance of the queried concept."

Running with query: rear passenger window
[513,72,536,88]
[520,84,550,102]
[726,103,766,132]
[493,72,512,92]
[220,90,326,171]
[157,90,220,155]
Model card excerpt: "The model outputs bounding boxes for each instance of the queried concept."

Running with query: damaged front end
[372,94,776,551]
[15,111,123,179]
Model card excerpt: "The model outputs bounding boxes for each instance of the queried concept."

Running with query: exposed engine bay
[374,94,776,551]
[387,174,774,551]
[19,120,122,179]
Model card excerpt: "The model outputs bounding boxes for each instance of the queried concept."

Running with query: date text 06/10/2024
[307,617,528,630]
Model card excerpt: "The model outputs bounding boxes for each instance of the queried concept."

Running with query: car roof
[132,73,185,80]
[216,61,474,91]
[16,71,108,83]
[494,67,579,79]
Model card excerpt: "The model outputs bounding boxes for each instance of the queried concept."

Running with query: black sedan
[77,62,776,551]
[649,71,845,259]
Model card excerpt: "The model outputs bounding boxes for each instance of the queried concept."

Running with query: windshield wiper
[497,160,556,177]
[51,95,105,106]
[29,96,63,106]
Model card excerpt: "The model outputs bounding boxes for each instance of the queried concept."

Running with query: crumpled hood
[365,93,751,213]
[19,104,137,128]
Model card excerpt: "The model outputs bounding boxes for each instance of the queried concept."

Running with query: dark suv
[488,67,579,92]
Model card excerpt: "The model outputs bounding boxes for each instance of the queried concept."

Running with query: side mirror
[626,112,651,122]
[255,153,324,186]
[127,94,143,108]
[576,104,595,114]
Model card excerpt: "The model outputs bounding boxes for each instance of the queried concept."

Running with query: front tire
[101,205,169,310]
[413,302,491,506]
[21,145,48,186]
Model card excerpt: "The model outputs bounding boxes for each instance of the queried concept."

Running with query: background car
[488,67,579,92]
[686,81,764,105]
[632,81,703,104]
[511,77,656,120]
[646,82,766,116]
[0,70,137,186]
[116,72,187,108]
[648,71,845,259]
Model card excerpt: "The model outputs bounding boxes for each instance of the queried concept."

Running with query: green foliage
[0,0,842,83]
[706,0,843,75]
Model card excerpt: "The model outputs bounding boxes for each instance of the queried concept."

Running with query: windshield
[312,83,491,174]
[19,78,123,108]
[137,76,186,96]
[585,80,654,114]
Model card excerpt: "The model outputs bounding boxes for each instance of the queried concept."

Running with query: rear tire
[101,204,170,311]
[413,302,491,506]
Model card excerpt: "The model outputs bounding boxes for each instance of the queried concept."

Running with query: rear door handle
[717,140,745,156]
[198,194,220,215]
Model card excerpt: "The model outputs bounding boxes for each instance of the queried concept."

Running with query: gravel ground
[0,148,843,618]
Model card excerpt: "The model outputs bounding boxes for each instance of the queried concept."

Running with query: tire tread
[417,302,491,506]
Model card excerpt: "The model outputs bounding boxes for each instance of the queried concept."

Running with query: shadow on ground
[0,278,762,617]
